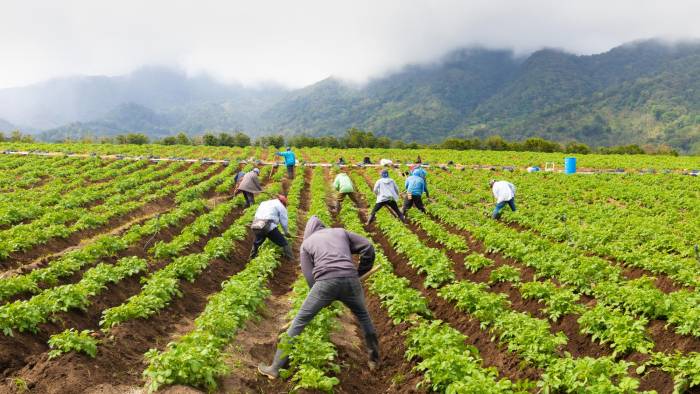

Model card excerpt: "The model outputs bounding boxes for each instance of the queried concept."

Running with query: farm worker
[235,168,263,208]
[258,216,379,379]
[337,157,346,165]
[333,172,355,208]
[366,169,404,224]
[415,155,422,164]
[410,164,427,179]
[275,147,296,179]
[489,179,516,219]
[402,169,429,216]
[234,170,246,183]
[249,195,293,260]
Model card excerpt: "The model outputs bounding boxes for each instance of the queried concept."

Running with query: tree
[175,132,191,145]
[116,133,149,145]
[484,135,508,151]
[232,132,251,147]
[161,136,177,145]
[565,141,591,154]
[522,137,562,153]
[201,133,216,146]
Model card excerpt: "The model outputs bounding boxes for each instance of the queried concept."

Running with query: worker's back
[405,175,426,196]
[334,173,354,193]
[301,216,370,281]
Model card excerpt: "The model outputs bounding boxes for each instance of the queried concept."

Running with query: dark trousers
[492,198,516,219]
[368,199,404,222]
[402,195,425,215]
[286,165,295,179]
[242,191,255,208]
[250,228,288,259]
[287,277,376,339]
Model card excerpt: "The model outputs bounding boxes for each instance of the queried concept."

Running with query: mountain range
[1,39,699,151]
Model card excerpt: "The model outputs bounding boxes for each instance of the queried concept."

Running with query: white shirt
[254,199,289,232]
[492,181,516,203]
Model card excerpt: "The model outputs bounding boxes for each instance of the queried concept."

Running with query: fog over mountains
[1,39,699,151]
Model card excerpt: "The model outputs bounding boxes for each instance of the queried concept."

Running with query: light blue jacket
[405,175,428,196]
[276,151,296,166]
[412,167,427,179]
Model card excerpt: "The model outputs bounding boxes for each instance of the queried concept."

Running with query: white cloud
[1,0,699,88]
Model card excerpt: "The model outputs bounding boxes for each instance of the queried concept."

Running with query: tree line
[0,127,679,156]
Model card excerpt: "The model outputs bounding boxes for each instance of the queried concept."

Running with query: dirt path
[215,167,312,394]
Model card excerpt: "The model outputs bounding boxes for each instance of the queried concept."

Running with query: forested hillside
[3,39,700,151]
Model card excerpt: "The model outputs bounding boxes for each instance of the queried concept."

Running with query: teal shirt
[276,151,296,166]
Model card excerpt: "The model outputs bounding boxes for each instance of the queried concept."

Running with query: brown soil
[213,167,312,394]
[406,220,613,360]
[0,198,177,270]
[502,218,687,294]
[345,186,541,386]
[0,221,255,394]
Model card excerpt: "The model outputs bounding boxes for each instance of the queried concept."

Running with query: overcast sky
[1,0,700,89]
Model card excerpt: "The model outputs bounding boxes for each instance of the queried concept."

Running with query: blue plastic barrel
[564,157,577,174]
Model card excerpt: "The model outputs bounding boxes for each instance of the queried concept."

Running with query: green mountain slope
[11,39,700,151]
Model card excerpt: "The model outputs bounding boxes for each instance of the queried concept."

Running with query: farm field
[1,144,700,394]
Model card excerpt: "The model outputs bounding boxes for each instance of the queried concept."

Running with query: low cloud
[1,0,699,88]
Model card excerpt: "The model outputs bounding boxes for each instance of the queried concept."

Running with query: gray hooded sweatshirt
[373,177,400,203]
[300,216,375,287]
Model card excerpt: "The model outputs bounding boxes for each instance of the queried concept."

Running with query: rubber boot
[365,332,380,370]
[282,243,294,260]
[258,348,289,380]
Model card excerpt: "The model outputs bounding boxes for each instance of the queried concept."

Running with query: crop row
[141,167,292,391]
[0,164,239,301]
[443,169,700,288]
[426,172,700,390]
[0,256,147,335]
[0,159,148,227]
[0,161,188,259]
[351,169,649,392]
[278,167,344,392]
[100,169,282,329]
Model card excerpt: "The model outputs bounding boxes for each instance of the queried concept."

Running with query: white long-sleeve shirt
[254,199,289,233]
[492,181,516,203]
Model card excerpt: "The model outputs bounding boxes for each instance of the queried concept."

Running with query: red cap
[277,194,288,206]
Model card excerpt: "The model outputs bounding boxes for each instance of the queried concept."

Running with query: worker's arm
[373,180,380,195]
[274,152,282,157]
[404,178,409,192]
[252,175,262,191]
[424,180,430,198]
[278,205,290,235]
[300,246,315,287]
[346,231,375,277]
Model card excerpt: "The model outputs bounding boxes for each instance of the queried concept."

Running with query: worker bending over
[235,167,263,207]
[402,169,429,216]
[367,169,404,224]
[249,195,293,260]
[258,216,380,378]
[275,147,296,179]
[489,179,516,219]
[333,171,355,210]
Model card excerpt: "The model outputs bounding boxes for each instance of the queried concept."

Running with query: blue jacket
[405,175,428,196]
[276,151,296,166]
[412,167,427,179]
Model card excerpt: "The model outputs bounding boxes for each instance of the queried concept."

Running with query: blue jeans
[287,277,376,338]
[492,198,516,219]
